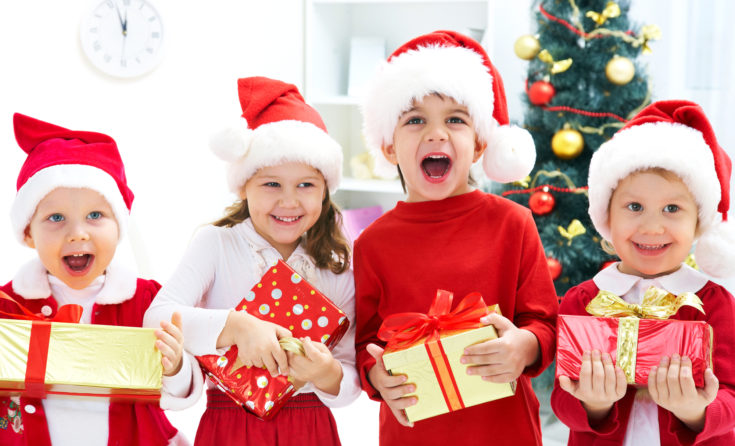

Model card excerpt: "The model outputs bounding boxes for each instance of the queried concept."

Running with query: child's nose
[640,214,665,234]
[66,223,91,242]
[278,192,299,208]
[424,123,448,143]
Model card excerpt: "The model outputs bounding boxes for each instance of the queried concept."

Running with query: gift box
[0,318,162,400]
[197,260,350,420]
[379,290,515,423]
[556,287,713,386]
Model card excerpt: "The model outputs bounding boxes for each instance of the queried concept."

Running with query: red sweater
[0,280,178,446]
[551,279,735,445]
[354,190,558,446]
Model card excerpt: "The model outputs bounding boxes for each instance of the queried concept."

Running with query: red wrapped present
[556,287,713,386]
[196,260,349,419]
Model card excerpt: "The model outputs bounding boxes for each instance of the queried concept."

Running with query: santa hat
[10,113,134,244]
[361,30,535,182]
[209,77,343,194]
[588,100,734,277]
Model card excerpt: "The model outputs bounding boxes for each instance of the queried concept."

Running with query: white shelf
[341,177,403,193]
[311,95,361,106]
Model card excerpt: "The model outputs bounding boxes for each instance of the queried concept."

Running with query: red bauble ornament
[547,257,562,280]
[528,81,555,106]
[601,260,617,270]
[529,190,555,215]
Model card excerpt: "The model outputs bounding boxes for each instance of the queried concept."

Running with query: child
[143,77,361,445]
[355,30,558,445]
[0,113,195,445]
[551,100,735,444]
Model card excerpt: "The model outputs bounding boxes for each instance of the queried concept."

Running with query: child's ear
[238,187,247,201]
[380,145,399,166]
[23,227,35,249]
[473,139,488,163]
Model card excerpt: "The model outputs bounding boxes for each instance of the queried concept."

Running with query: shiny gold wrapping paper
[0,319,162,398]
[382,323,516,422]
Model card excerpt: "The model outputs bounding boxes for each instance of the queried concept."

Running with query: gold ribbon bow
[538,49,573,74]
[638,24,662,54]
[586,1,621,26]
[586,287,705,383]
[558,219,586,245]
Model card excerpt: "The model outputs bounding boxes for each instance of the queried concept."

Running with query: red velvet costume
[354,190,558,445]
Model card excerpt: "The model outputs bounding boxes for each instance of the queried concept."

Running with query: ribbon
[585,1,621,26]
[0,290,83,398]
[538,49,573,74]
[558,219,586,245]
[586,287,705,383]
[639,24,662,54]
[378,290,490,414]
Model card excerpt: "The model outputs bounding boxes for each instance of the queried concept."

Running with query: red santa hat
[588,100,734,278]
[10,113,134,244]
[209,76,343,193]
[361,30,535,182]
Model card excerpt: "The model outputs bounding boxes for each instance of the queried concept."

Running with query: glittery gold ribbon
[558,219,586,245]
[586,1,621,26]
[639,24,662,54]
[586,287,705,383]
[538,49,573,74]
[279,337,305,355]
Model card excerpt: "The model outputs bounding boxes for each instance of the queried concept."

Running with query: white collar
[11,256,138,304]
[593,262,709,296]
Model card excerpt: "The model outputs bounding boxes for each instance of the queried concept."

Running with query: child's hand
[558,350,627,422]
[648,355,718,432]
[461,312,539,383]
[230,311,292,377]
[156,312,184,376]
[366,343,416,428]
[287,337,342,395]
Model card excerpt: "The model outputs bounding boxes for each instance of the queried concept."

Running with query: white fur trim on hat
[210,117,254,163]
[588,122,720,241]
[211,120,343,194]
[11,164,130,244]
[362,44,494,158]
[483,125,536,183]
[695,221,735,278]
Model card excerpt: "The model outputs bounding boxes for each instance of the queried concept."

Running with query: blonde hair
[601,166,700,253]
[212,190,351,274]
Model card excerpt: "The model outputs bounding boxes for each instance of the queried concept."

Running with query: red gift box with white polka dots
[196,260,349,420]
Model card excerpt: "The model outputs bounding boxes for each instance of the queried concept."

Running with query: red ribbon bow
[0,290,83,398]
[378,290,490,350]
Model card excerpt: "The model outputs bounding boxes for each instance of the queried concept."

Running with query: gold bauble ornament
[605,55,635,85]
[551,128,584,160]
[514,34,540,60]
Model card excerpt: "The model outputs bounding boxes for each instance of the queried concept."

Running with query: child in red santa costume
[551,100,735,445]
[0,113,199,445]
[144,77,360,445]
[353,30,558,446]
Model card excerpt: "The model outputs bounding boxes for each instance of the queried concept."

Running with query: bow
[0,290,82,323]
[538,49,573,74]
[586,286,704,319]
[586,1,621,26]
[558,219,586,245]
[378,290,489,350]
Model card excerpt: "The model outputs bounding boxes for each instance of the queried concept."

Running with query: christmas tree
[496,0,661,423]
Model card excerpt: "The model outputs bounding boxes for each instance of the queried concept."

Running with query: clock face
[80,0,164,78]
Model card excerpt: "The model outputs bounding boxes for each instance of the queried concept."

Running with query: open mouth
[63,254,94,273]
[421,154,451,182]
[633,242,670,255]
[272,215,302,224]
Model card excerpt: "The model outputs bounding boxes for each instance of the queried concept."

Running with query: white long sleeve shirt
[143,218,361,409]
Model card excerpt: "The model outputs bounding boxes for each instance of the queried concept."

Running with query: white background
[1,1,734,444]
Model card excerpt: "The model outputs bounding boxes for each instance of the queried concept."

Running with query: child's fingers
[602,353,618,396]
[558,375,578,396]
[666,355,683,400]
[171,311,183,330]
[463,339,500,358]
[480,312,515,336]
[366,343,387,371]
[614,365,627,397]
[275,325,293,339]
[656,357,671,400]
[382,383,416,402]
[579,351,593,394]
[702,368,719,402]
[678,356,697,400]
[155,329,179,350]
[648,366,659,401]
[590,351,606,393]
[389,407,414,428]
[155,339,175,360]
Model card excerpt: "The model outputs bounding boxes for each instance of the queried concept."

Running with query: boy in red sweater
[354,30,558,445]
[551,100,735,444]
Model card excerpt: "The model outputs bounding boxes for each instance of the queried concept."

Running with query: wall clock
[80,0,164,78]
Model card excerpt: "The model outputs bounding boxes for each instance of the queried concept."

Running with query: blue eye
[88,211,102,220]
[626,202,642,212]
[48,213,64,223]
[298,182,314,188]
[406,117,424,125]
[447,117,465,124]
[264,182,280,188]
[664,204,679,213]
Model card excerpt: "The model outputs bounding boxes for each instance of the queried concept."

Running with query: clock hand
[114,3,127,36]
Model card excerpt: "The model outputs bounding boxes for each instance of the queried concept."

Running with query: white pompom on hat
[361,30,535,183]
[588,100,734,278]
[210,77,343,194]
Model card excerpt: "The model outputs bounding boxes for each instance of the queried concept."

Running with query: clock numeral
[148,16,156,22]
[93,41,102,52]
[121,59,127,68]
[135,56,141,64]
[146,47,154,54]
[151,32,160,39]
[94,13,103,18]
[89,27,98,34]
[104,54,112,63]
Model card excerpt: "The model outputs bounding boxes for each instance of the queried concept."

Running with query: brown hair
[212,191,351,274]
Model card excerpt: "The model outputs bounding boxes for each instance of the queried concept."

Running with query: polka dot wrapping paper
[196,260,350,420]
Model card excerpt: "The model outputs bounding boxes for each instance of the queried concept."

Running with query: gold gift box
[382,306,515,422]
[0,319,162,399]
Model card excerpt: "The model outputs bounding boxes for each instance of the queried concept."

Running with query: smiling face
[608,170,698,278]
[24,187,119,290]
[241,162,326,260]
[381,94,486,203]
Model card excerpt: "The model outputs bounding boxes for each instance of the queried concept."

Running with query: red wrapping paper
[556,314,713,386]
[196,260,349,419]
